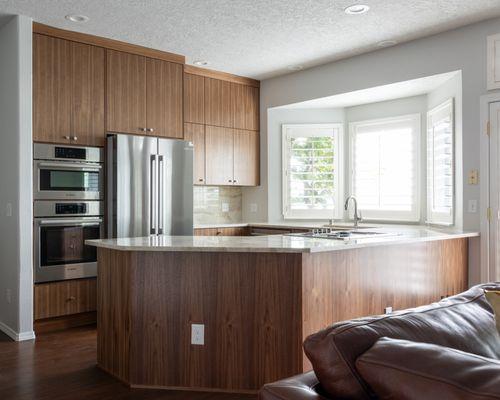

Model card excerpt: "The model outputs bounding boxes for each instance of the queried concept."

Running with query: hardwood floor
[0,326,257,400]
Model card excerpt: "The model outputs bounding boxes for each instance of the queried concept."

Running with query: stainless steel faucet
[344,195,362,228]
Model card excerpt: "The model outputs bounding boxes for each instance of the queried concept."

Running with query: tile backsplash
[193,186,242,225]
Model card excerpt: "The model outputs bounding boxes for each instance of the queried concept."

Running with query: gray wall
[244,17,500,233]
[0,15,33,340]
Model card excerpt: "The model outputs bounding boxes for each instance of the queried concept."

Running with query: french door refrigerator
[107,134,193,238]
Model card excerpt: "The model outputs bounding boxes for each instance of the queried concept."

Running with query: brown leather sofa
[260,283,500,400]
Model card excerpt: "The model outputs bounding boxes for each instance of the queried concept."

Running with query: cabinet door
[33,34,72,143]
[71,42,105,146]
[488,33,500,90]
[146,58,183,138]
[204,78,233,128]
[106,49,147,134]
[232,83,259,131]
[184,73,205,124]
[184,123,206,184]
[205,125,234,185]
[233,129,260,186]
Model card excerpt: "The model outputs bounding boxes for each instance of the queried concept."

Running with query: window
[282,124,343,219]
[427,99,454,225]
[349,114,421,222]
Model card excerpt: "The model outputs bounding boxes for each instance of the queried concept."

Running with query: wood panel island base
[88,231,474,393]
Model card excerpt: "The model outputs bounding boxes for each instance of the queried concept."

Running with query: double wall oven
[33,144,104,283]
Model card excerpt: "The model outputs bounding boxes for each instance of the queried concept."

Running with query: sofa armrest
[259,371,331,400]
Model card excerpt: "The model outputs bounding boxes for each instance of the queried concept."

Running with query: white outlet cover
[191,324,204,345]
[221,203,230,213]
[6,203,12,217]
[468,199,478,213]
[250,203,258,213]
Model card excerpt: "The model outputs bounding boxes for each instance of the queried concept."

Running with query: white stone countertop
[87,226,479,254]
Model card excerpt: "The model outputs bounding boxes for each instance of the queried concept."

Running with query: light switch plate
[250,203,258,213]
[468,170,479,185]
[191,324,204,345]
[384,306,393,314]
[221,203,229,212]
[468,199,478,213]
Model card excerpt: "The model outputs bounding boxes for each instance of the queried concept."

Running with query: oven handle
[37,161,102,172]
[38,218,103,226]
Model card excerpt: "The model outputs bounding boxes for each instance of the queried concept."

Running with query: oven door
[34,217,103,283]
[34,160,103,200]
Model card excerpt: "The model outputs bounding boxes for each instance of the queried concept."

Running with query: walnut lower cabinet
[34,278,97,320]
[95,238,468,393]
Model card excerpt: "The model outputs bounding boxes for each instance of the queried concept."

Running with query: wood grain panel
[194,227,249,236]
[97,249,132,383]
[34,278,97,320]
[204,78,233,128]
[71,42,105,146]
[33,34,71,143]
[106,49,147,134]
[233,129,260,186]
[184,73,205,124]
[184,123,205,184]
[205,125,234,185]
[300,238,468,370]
[232,84,259,131]
[34,311,96,334]
[185,64,259,88]
[33,23,185,65]
[146,59,183,138]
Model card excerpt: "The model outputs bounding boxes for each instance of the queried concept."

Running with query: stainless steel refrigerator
[107,134,193,238]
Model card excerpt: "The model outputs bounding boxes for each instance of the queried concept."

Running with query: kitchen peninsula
[87,228,477,393]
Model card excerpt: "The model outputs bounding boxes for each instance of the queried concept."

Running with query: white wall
[0,15,34,341]
[245,16,500,234]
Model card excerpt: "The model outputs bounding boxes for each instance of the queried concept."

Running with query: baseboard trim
[0,321,35,341]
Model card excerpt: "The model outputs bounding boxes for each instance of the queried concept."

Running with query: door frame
[480,93,500,283]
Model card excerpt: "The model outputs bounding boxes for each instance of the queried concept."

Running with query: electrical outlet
[384,306,393,314]
[5,203,12,217]
[250,203,258,213]
[6,289,12,304]
[191,324,204,345]
[221,203,229,213]
[468,170,479,185]
[468,199,478,213]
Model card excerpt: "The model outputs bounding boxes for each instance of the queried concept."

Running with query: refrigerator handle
[158,155,164,234]
[150,154,157,235]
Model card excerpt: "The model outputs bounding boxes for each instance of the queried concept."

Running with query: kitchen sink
[289,229,398,240]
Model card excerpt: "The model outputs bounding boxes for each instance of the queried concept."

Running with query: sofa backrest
[303,283,500,400]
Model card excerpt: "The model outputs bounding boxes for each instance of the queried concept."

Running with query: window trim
[348,114,421,222]
[426,98,455,226]
[282,123,344,220]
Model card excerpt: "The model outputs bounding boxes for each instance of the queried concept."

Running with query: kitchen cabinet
[194,226,249,236]
[232,83,259,131]
[204,77,233,128]
[488,33,500,90]
[33,34,105,146]
[233,129,259,186]
[205,125,234,185]
[34,278,97,320]
[184,123,206,184]
[184,73,205,124]
[106,49,183,138]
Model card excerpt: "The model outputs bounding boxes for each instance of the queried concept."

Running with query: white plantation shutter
[282,124,343,219]
[349,114,420,221]
[427,99,454,225]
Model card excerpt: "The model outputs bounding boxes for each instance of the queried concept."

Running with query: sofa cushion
[486,290,500,333]
[356,337,500,400]
[303,283,500,400]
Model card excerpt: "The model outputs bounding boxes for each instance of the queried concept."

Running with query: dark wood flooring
[0,325,257,400]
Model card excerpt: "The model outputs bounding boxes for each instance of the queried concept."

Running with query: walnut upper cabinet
[184,123,206,184]
[184,73,205,124]
[106,49,183,138]
[33,34,105,146]
[204,77,233,128]
[232,84,259,131]
[233,129,260,186]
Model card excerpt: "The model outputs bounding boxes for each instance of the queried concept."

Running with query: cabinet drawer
[194,227,248,236]
[34,278,97,320]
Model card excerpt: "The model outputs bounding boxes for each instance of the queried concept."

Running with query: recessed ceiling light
[193,60,210,66]
[287,65,303,71]
[344,4,370,15]
[65,14,89,23]
[377,40,398,48]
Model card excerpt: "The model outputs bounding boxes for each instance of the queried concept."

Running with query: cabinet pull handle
[71,136,78,141]
[63,136,70,140]
[66,296,76,302]
[198,178,204,182]
[233,179,237,183]
[147,128,154,132]
[139,128,147,132]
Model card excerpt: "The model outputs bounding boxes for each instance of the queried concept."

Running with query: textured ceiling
[0,0,499,79]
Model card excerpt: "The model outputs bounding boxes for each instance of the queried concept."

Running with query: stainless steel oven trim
[34,143,103,163]
[33,216,103,283]
[34,200,104,218]
[33,160,103,200]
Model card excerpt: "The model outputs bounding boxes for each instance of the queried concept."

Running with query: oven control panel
[54,146,87,160]
[55,202,87,215]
